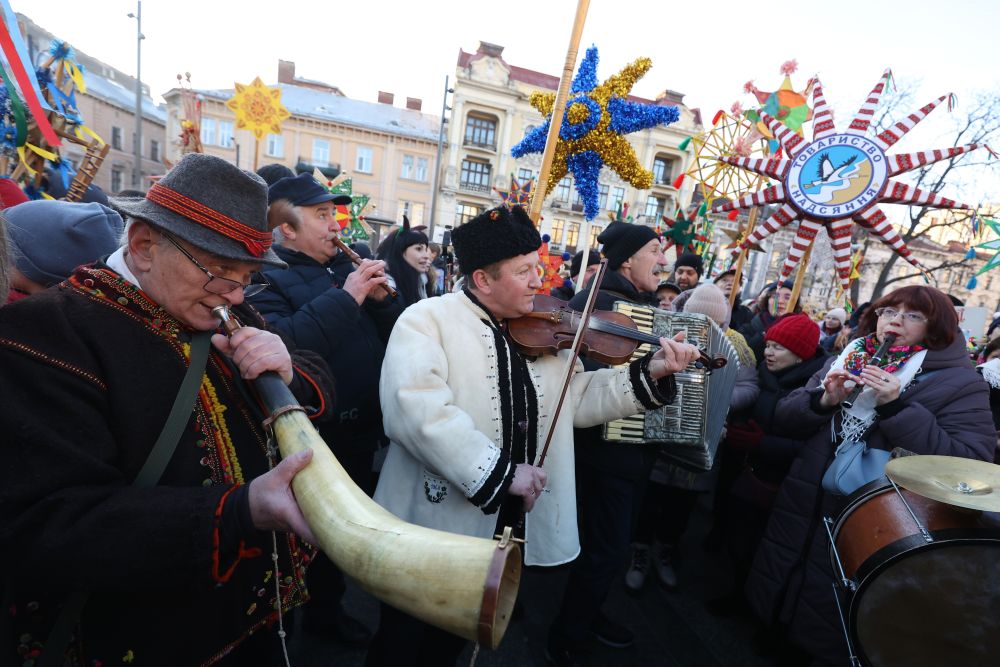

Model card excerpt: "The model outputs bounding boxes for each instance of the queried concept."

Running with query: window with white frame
[266,133,284,157]
[598,184,609,210]
[401,155,414,179]
[415,157,429,181]
[517,167,534,183]
[218,121,234,147]
[645,195,665,219]
[200,119,216,146]
[556,177,571,202]
[549,219,565,245]
[356,146,373,173]
[611,186,625,209]
[111,168,123,193]
[313,139,331,166]
[150,140,160,162]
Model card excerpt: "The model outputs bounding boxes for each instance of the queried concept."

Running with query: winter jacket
[569,271,662,481]
[249,245,403,451]
[746,334,996,663]
[738,310,776,362]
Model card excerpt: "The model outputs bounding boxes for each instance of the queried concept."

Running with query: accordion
[602,303,740,472]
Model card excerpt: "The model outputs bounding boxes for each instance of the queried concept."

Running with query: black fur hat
[452,205,541,275]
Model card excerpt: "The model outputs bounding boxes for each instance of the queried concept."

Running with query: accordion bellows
[603,304,739,472]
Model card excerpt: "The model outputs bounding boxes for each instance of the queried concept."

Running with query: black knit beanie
[674,252,704,276]
[597,221,659,270]
[570,249,602,276]
[452,205,541,275]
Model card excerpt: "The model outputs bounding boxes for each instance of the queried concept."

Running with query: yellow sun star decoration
[528,58,655,195]
[225,76,291,140]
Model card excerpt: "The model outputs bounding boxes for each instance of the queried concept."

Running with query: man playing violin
[549,219,676,664]
[367,205,698,666]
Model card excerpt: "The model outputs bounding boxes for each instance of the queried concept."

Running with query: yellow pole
[785,241,814,314]
[527,0,591,225]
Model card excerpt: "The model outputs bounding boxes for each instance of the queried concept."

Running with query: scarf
[828,335,927,445]
[843,333,925,376]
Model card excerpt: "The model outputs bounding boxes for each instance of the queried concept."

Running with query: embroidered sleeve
[472,453,516,515]
[628,353,676,409]
[212,485,264,584]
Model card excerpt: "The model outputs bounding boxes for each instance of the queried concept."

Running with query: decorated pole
[728,206,759,308]
[785,239,814,314]
[527,0,591,226]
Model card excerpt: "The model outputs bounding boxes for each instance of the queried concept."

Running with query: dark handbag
[730,464,780,510]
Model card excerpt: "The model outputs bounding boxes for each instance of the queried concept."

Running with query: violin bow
[536,259,609,467]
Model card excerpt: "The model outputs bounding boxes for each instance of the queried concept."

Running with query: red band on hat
[146,183,271,257]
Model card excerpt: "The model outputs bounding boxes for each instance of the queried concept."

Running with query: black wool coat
[250,245,403,452]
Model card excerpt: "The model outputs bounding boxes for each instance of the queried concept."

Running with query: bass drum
[830,477,1000,667]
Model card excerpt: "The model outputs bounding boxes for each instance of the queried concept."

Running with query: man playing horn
[0,154,332,665]
[367,205,699,665]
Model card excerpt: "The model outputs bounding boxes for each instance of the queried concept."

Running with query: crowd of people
[0,159,996,667]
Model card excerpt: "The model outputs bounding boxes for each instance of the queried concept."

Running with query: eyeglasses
[161,233,269,297]
[875,307,927,324]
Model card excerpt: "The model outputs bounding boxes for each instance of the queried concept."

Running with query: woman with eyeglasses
[744,285,996,666]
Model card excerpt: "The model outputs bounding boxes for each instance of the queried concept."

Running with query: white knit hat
[684,283,730,329]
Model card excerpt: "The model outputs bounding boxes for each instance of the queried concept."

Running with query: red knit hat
[765,313,819,360]
[0,178,28,209]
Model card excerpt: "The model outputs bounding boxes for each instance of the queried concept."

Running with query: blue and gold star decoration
[512,46,680,220]
[966,217,1000,290]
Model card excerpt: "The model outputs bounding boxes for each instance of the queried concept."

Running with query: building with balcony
[17,13,167,194]
[162,61,439,234]
[436,41,703,254]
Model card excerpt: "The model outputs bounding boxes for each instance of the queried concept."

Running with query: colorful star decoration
[742,59,816,154]
[316,172,372,242]
[538,235,570,293]
[967,217,1000,290]
[512,46,680,221]
[494,174,535,208]
[713,69,991,293]
[225,76,290,140]
[660,207,705,258]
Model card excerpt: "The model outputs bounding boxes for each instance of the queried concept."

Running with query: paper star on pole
[512,46,680,220]
[713,68,992,294]
[494,174,535,208]
[225,76,290,140]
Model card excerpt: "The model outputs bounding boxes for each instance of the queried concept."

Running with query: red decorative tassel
[712,110,725,126]
[672,173,685,189]
[727,210,739,221]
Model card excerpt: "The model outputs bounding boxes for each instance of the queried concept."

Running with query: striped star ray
[846,68,893,136]
[711,184,786,212]
[811,78,837,140]
[854,206,925,269]
[874,95,948,150]
[718,156,789,181]
[780,217,824,278]
[888,143,984,176]
[735,203,799,255]
[760,111,807,157]
[826,219,857,290]
[880,180,970,209]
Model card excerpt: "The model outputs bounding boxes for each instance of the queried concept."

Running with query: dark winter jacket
[747,348,829,482]
[729,302,753,333]
[250,245,403,451]
[738,309,776,362]
[746,334,996,663]
[569,271,676,480]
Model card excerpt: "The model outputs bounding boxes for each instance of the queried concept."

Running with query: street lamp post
[232,138,240,168]
[127,2,145,190]
[427,75,454,242]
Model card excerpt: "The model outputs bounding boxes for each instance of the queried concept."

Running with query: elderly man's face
[138,228,260,331]
[281,203,337,263]
[715,275,734,298]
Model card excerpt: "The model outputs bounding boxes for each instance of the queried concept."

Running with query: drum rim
[847,534,1000,666]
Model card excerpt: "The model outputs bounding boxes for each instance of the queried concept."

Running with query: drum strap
[35,331,213,667]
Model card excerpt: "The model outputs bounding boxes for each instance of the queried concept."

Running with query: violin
[506,294,728,371]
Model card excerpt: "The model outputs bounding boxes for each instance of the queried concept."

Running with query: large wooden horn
[214,307,520,648]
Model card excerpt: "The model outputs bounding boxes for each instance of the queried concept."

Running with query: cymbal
[885,455,1000,512]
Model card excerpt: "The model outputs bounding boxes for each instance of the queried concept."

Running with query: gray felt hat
[109,153,285,268]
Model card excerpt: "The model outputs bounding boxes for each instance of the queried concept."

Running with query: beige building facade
[436,42,704,254]
[17,13,167,195]
[163,61,439,237]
